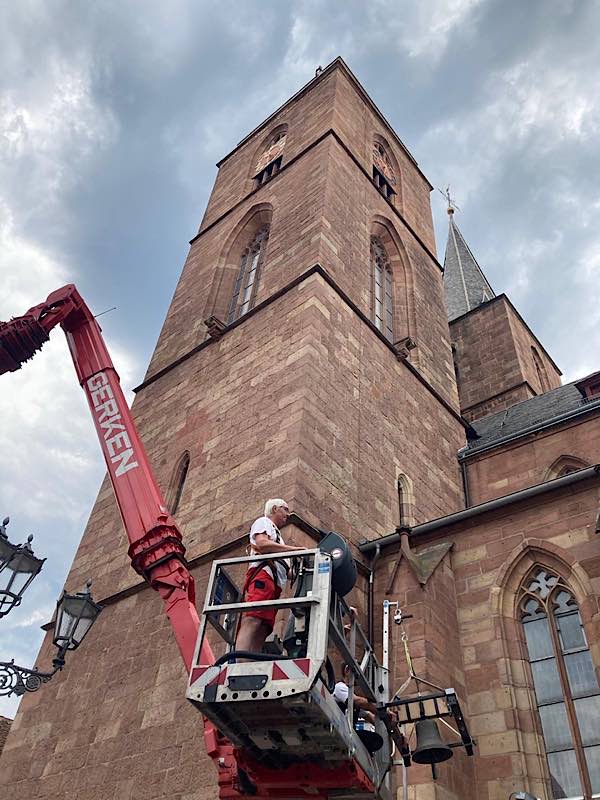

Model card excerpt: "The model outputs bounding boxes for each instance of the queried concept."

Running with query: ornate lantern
[0,518,45,618]
[52,580,103,667]
[0,580,102,697]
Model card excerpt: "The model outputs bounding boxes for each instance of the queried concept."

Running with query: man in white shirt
[333,663,398,754]
[235,498,305,656]
[333,663,377,724]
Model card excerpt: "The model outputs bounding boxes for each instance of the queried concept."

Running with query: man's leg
[236,569,277,657]
[236,616,272,655]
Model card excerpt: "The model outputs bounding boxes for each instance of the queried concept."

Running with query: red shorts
[242,568,282,630]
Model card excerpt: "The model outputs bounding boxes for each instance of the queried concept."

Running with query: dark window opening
[256,156,282,187]
[452,344,460,381]
[168,451,190,515]
[397,479,405,526]
[558,467,578,477]
[373,165,395,200]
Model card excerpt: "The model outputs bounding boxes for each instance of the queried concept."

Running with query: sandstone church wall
[372,475,600,800]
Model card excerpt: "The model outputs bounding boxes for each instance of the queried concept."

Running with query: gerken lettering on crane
[86,372,139,477]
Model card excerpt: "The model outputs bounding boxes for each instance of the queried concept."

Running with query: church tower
[443,207,562,421]
[1,59,477,800]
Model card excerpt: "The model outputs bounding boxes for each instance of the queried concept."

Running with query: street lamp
[0,517,45,618]
[0,581,102,697]
[52,580,103,668]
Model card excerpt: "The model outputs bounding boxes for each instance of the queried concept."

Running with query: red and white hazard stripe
[271,658,311,680]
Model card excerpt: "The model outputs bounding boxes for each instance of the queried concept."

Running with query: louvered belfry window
[228,226,269,322]
[371,237,394,342]
[519,567,600,798]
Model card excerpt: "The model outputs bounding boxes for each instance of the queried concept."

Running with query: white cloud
[4,607,54,630]
[401,0,483,60]
[424,43,600,211]
[0,57,118,223]
[0,37,134,719]
[363,0,483,62]
[491,60,600,148]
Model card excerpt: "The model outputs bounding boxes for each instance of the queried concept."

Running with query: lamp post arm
[0,659,62,698]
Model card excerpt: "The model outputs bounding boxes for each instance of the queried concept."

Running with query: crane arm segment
[0,285,210,673]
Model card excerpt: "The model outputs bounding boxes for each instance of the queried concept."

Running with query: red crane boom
[0,286,244,794]
[0,285,201,670]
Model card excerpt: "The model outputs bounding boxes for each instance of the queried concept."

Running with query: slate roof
[465,380,600,453]
[443,213,496,321]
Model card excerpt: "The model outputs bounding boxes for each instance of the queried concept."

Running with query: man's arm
[354,694,377,714]
[354,693,398,725]
[252,532,305,555]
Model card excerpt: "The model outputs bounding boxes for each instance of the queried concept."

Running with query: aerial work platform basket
[186,546,394,800]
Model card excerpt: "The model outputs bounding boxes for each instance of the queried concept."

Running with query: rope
[391,624,416,699]
[401,631,414,677]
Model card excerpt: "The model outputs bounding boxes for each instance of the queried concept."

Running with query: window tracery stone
[519,566,600,798]
[372,142,397,200]
[371,236,394,342]
[254,130,287,185]
[228,226,269,322]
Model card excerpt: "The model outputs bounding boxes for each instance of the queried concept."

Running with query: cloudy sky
[1,0,599,717]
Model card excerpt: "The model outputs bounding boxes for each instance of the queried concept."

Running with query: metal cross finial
[438,186,461,215]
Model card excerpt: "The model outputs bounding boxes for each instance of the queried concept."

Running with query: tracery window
[254,130,286,187]
[372,142,397,200]
[371,237,394,341]
[228,226,269,322]
[544,456,589,482]
[519,567,600,798]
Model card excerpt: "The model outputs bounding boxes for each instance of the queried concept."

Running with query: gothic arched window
[228,226,269,322]
[372,141,397,201]
[397,473,414,527]
[544,456,589,482]
[371,237,394,341]
[519,567,600,798]
[254,129,286,187]
[166,451,190,515]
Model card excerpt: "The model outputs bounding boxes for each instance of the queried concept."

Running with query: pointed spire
[443,212,495,321]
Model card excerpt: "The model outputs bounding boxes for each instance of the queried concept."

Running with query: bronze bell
[411,719,453,765]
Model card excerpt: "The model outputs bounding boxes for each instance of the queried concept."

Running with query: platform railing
[194,548,388,717]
